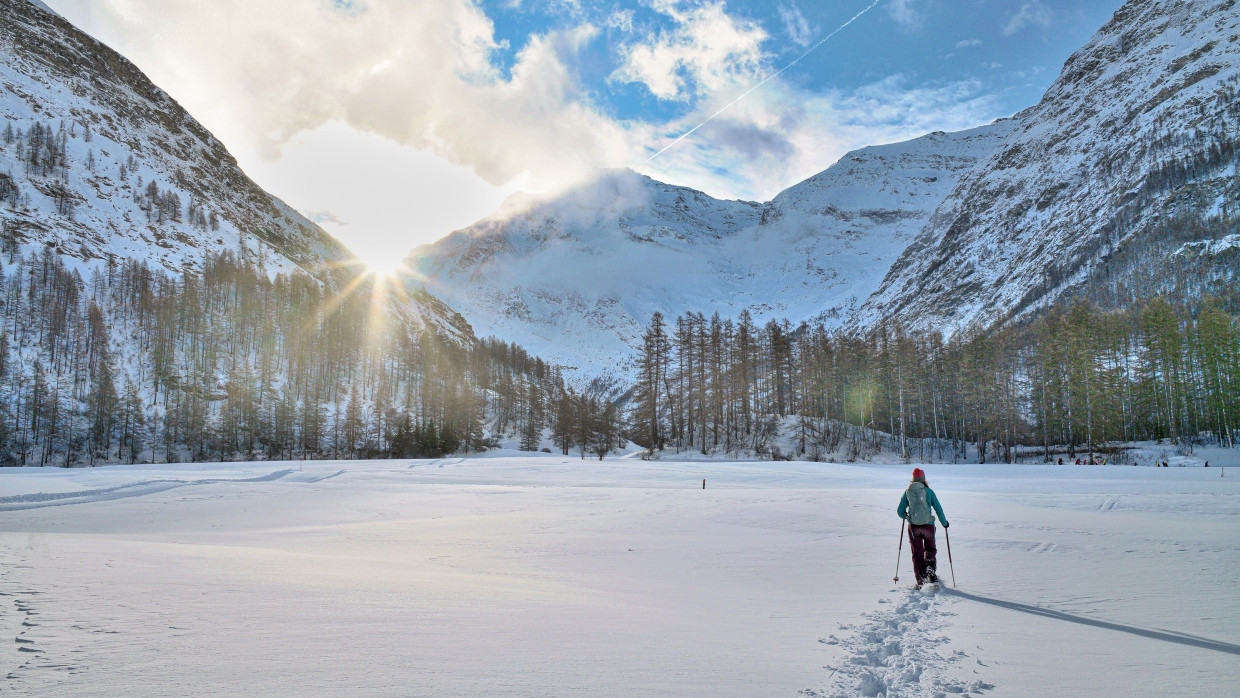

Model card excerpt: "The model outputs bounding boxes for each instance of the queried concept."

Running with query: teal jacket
[898,482,949,527]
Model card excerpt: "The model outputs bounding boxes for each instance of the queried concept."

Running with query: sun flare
[357,251,406,278]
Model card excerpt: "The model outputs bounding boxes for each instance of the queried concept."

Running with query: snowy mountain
[855,0,1240,333]
[406,122,1013,380]
[1,0,574,467]
[0,0,475,341]
[407,0,1239,374]
[10,0,1233,389]
[0,0,355,280]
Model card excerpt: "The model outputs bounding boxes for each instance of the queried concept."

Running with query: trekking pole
[944,527,956,588]
[893,518,906,583]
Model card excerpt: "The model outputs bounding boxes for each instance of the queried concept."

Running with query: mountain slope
[407,122,1013,379]
[855,0,1240,333]
[0,0,477,342]
[0,0,352,280]
[0,0,571,467]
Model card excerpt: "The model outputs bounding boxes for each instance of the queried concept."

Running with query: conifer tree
[342,384,364,457]
[551,389,576,455]
[633,312,670,452]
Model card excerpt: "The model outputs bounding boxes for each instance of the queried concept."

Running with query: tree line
[629,295,1239,463]
[0,110,625,466]
[0,244,612,466]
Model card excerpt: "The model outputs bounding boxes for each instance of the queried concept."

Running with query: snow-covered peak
[770,122,1016,215]
[405,123,1014,382]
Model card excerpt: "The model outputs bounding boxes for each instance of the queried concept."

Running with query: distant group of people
[1051,456,1214,468]
[1057,457,1107,465]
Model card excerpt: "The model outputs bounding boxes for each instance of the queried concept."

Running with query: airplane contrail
[646,0,883,162]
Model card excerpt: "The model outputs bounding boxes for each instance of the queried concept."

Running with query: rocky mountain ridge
[1,0,342,279]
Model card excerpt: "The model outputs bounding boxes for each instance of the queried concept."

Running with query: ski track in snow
[813,588,995,698]
[0,469,297,511]
[412,458,465,469]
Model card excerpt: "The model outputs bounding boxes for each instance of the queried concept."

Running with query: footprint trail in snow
[811,589,995,698]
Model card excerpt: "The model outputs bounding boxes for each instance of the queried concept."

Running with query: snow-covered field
[2,454,1237,697]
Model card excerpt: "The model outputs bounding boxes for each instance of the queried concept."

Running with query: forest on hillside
[0,243,624,466]
[630,273,1239,464]
[1,111,1236,467]
[2,226,1235,467]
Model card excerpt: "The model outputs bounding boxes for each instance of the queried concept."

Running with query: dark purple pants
[908,523,938,582]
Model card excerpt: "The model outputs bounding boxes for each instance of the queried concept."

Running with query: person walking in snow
[898,468,949,587]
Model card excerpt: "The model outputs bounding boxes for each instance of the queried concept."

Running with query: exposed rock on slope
[855,0,1240,334]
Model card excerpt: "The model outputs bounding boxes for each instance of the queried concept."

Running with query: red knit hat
[912,468,925,481]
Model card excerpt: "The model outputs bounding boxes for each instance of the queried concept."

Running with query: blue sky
[484,0,1111,127]
[45,0,1123,270]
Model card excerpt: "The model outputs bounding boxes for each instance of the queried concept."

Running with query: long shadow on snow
[941,588,1240,656]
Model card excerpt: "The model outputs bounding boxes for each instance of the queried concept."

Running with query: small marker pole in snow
[703,479,706,489]
[944,528,956,588]
[894,519,906,583]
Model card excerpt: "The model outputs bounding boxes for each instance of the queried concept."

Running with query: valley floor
[1,455,1237,696]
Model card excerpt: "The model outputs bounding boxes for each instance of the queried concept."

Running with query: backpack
[905,482,933,525]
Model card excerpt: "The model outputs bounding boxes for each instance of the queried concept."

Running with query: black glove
[942,521,950,528]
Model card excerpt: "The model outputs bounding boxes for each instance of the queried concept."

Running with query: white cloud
[606,9,635,32]
[887,0,925,32]
[778,2,812,48]
[637,74,1006,203]
[955,38,982,50]
[611,0,768,101]
[1003,1,1053,36]
[47,0,630,195]
[42,0,1012,253]
[243,121,518,264]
